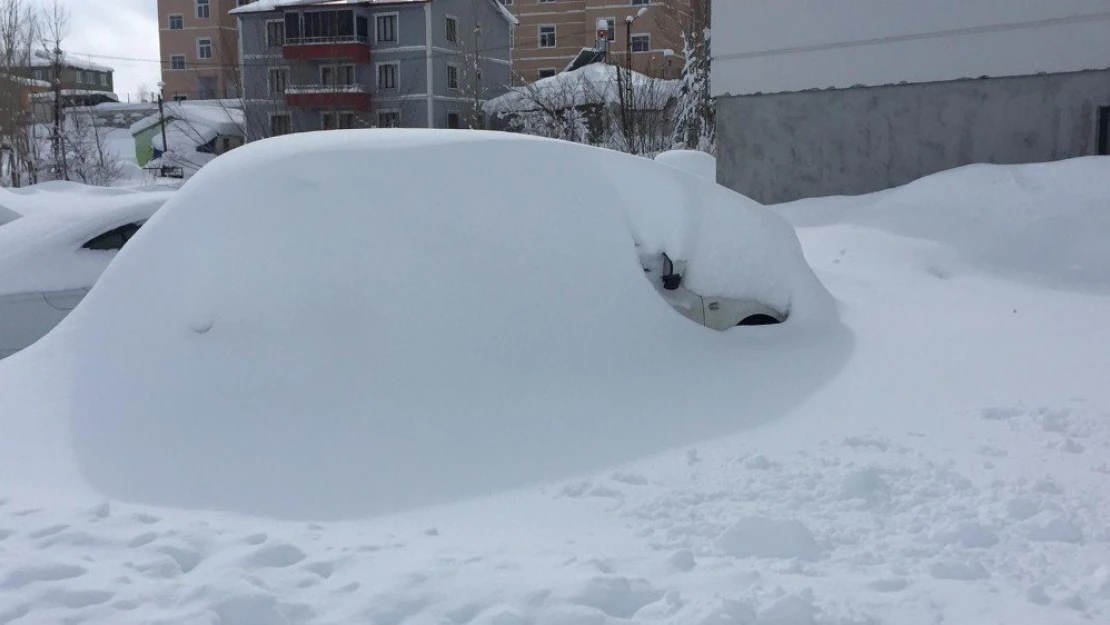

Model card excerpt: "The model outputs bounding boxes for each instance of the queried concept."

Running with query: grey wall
[716,69,1110,204]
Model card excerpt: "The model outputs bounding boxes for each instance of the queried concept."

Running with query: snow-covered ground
[0,141,1107,625]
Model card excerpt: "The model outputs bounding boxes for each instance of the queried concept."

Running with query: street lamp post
[622,7,649,154]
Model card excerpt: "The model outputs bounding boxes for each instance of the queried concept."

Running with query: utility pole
[472,22,482,129]
[51,46,66,179]
[157,81,169,178]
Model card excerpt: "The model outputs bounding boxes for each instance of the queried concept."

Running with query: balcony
[284,84,372,111]
[282,35,371,64]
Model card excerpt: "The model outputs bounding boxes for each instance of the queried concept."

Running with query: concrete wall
[716,70,1110,204]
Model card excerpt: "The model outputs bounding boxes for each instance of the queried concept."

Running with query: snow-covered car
[0,191,169,358]
[641,251,785,328]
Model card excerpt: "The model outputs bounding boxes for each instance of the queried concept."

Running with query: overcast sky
[68,0,160,101]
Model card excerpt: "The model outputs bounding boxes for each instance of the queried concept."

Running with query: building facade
[503,0,684,83]
[712,0,1110,204]
[158,0,256,100]
[233,0,515,136]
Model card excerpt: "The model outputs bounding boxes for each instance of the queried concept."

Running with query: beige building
[157,0,257,100]
[503,0,684,83]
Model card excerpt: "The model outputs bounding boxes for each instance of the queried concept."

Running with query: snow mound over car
[778,157,1110,293]
[0,187,171,296]
[654,150,716,182]
[69,130,844,520]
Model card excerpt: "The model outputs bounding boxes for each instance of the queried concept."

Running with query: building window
[376,62,398,89]
[321,64,356,87]
[169,14,184,30]
[270,114,291,136]
[446,64,459,90]
[173,94,189,101]
[196,0,210,19]
[197,38,213,60]
[631,0,649,5]
[538,25,556,48]
[266,20,284,47]
[602,18,615,41]
[97,73,106,86]
[322,111,357,130]
[268,68,288,94]
[445,16,458,43]
[447,112,460,129]
[538,68,556,79]
[631,33,650,52]
[376,14,397,43]
[377,110,400,128]
[539,0,554,3]
[170,54,186,70]
[500,0,512,4]
[237,0,253,6]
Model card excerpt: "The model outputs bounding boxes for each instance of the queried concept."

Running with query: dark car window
[83,222,142,251]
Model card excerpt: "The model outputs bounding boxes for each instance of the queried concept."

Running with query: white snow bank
[69,130,844,520]
[777,157,1110,293]
[654,150,716,182]
[485,63,679,114]
[0,186,170,296]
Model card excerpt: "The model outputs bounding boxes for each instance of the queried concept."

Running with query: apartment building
[232,0,515,137]
[158,0,257,100]
[503,0,684,83]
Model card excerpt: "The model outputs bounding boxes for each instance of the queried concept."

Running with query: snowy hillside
[0,149,1107,625]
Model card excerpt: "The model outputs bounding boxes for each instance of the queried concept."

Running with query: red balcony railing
[283,35,371,64]
[284,85,372,111]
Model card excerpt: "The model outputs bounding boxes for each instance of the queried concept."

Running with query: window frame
[376,61,399,90]
[266,20,285,47]
[321,63,356,87]
[445,15,459,44]
[630,33,650,53]
[197,37,213,60]
[267,67,288,95]
[538,24,556,49]
[170,54,187,71]
[375,12,398,43]
[168,13,184,30]
[377,109,401,128]
[269,112,292,136]
[446,63,459,91]
[196,0,210,19]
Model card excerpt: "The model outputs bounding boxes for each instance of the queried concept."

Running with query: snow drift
[654,150,716,182]
[69,130,844,520]
[778,157,1110,293]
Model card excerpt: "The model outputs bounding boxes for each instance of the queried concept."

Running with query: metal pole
[625,18,635,155]
[157,94,169,177]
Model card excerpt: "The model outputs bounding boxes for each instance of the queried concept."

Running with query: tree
[41,0,68,179]
[65,110,124,186]
[669,0,713,153]
[0,0,38,186]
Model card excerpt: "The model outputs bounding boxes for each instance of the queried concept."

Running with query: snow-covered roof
[0,185,171,296]
[0,73,50,88]
[485,64,679,114]
[130,103,246,138]
[31,90,119,101]
[28,50,113,73]
[231,0,517,25]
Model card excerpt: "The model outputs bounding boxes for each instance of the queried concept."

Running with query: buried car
[0,192,170,358]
